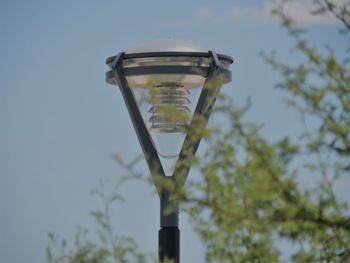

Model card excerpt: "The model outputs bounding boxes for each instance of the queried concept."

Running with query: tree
[47,1,350,262]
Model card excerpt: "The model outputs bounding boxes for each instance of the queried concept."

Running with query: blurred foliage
[47,180,147,263]
[48,1,350,262]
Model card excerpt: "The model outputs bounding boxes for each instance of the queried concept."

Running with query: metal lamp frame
[106,50,232,263]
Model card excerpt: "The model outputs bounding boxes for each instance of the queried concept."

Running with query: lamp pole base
[158,227,180,263]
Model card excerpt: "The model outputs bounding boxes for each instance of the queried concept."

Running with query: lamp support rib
[173,50,224,188]
[111,52,165,190]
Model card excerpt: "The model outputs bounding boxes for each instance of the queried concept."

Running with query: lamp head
[106,39,232,159]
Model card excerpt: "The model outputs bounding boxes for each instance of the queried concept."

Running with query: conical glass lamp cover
[131,81,202,159]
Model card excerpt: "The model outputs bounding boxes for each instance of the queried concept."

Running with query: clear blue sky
[0,0,348,262]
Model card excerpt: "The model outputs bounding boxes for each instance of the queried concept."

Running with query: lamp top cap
[124,38,211,54]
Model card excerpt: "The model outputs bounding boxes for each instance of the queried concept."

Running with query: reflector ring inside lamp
[148,82,192,132]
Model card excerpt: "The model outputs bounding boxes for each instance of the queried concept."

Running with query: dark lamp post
[105,39,233,263]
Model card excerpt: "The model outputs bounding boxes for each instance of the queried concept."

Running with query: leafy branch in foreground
[48,1,350,262]
[163,1,350,262]
[47,179,147,263]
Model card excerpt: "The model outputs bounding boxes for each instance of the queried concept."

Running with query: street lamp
[105,39,233,262]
